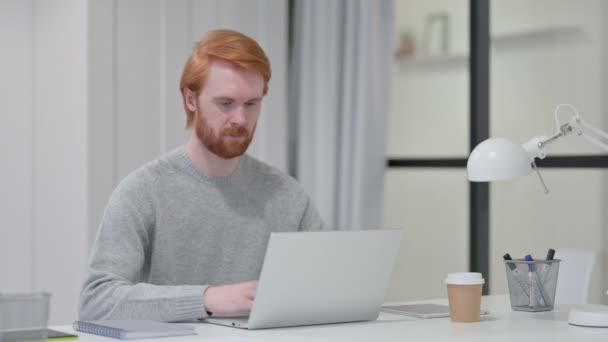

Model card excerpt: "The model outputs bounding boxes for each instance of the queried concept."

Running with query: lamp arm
[574,116,608,152]
[524,112,608,160]
[539,123,574,148]
[520,107,607,195]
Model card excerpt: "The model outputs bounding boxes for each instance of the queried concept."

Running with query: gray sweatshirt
[79,147,326,321]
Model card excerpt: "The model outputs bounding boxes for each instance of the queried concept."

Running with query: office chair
[554,249,596,305]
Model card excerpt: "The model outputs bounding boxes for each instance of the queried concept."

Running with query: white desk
[54,295,607,341]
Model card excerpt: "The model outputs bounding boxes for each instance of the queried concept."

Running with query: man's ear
[184,88,198,112]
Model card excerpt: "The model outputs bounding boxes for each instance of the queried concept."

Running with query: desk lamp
[466,104,608,327]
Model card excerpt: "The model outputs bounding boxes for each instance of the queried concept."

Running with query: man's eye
[245,102,256,107]
[220,102,232,106]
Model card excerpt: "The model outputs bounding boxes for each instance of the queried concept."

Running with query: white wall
[0,0,88,324]
[1,0,288,324]
[1,0,34,294]
[387,0,469,158]
[384,169,469,302]
[385,0,470,302]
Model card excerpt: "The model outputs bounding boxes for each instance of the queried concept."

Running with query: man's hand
[203,280,258,316]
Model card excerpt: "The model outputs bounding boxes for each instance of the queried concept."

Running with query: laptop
[202,229,401,329]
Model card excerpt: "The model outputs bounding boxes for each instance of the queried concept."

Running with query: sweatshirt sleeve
[78,173,209,322]
[298,197,329,232]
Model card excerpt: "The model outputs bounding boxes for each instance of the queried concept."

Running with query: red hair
[180,29,271,128]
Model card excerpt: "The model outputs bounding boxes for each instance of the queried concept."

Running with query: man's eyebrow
[212,97,262,102]
[213,97,234,102]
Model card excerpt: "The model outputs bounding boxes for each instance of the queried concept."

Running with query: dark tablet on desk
[381,304,489,319]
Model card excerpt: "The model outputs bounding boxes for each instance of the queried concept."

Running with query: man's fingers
[242,298,254,311]
[203,281,259,315]
[243,280,258,288]
[241,280,258,299]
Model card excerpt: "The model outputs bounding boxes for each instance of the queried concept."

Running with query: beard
[194,110,256,159]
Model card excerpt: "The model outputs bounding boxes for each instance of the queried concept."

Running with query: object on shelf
[395,32,415,58]
[423,12,450,57]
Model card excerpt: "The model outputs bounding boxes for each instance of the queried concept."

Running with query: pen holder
[504,259,560,312]
[0,292,51,342]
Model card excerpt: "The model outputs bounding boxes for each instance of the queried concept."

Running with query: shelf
[395,26,584,68]
[491,25,583,43]
[396,53,468,68]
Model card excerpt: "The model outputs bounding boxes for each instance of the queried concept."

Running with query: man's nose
[229,106,247,126]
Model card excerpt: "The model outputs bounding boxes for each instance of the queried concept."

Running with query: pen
[540,248,555,306]
[503,254,530,297]
[546,248,555,260]
[540,249,555,280]
[524,255,535,307]
[525,254,549,307]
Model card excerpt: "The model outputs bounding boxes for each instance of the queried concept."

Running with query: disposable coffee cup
[445,272,485,323]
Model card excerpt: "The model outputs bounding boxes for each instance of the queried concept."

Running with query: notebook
[202,229,402,329]
[72,320,196,340]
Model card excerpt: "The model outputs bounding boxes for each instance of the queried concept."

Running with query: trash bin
[0,292,51,342]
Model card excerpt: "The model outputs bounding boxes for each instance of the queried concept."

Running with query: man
[79,29,326,322]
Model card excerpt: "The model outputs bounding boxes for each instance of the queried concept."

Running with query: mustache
[221,126,248,137]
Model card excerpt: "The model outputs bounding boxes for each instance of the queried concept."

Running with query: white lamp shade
[467,138,532,181]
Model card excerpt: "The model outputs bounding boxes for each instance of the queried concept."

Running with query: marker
[503,253,530,297]
[525,254,549,307]
[541,249,555,280]
[524,254,536,307]
[540,248,556,307]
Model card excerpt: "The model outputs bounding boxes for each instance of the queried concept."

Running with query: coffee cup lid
[445,272,485,285]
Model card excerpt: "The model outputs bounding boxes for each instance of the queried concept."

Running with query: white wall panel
[32,0,88,324]
[88,0,117,246]
[162,0,191,151]
[116,0,162,179]
[0,0,34,293]
[386,0,470,302]
[384,170,469,302]
[388,0,470,158]
[190,0,220,38]
[250,0,288,173]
